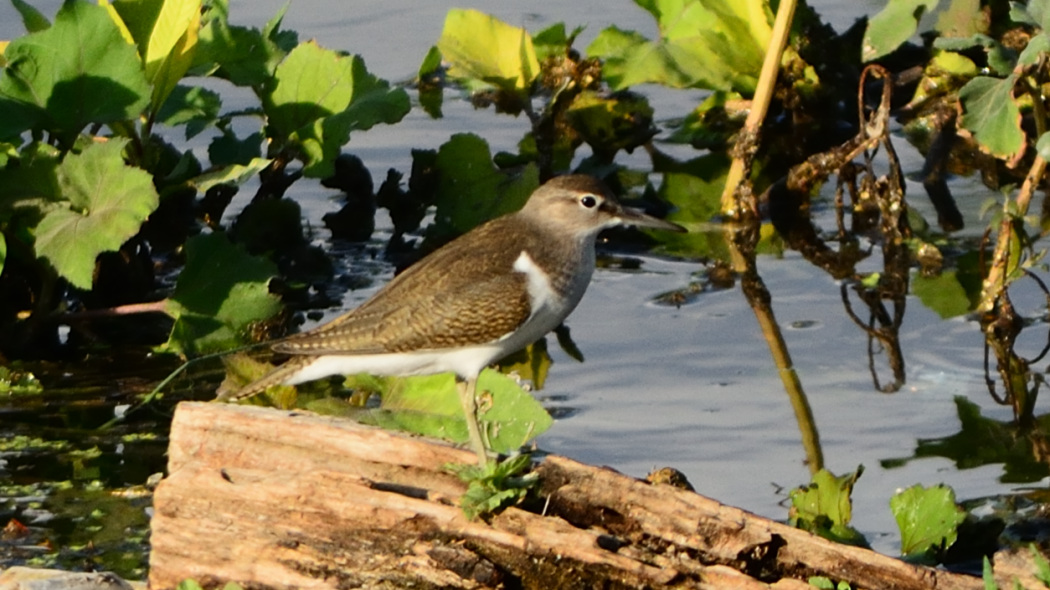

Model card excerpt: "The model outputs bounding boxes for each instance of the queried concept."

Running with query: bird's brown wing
[274,270,532,355]
[273,215,544,355]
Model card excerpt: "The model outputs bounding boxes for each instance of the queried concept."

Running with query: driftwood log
[149,402,985,589]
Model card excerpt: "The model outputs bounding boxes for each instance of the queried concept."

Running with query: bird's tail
[215,356,313,402]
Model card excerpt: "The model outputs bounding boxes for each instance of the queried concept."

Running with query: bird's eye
[580,194,598,208]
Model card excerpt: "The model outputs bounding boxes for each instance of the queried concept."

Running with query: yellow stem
[718,0,799,218]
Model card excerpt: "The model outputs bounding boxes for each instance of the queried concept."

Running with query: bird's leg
[456,376,489,466]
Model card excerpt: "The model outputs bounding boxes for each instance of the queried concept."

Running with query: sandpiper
[221,174,685,464]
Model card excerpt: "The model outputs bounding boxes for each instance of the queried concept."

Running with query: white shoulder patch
[513,251,557,310]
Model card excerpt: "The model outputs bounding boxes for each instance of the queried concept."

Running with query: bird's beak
[617,206,687,233]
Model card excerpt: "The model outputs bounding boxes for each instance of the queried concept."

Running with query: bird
[219,174,686,464]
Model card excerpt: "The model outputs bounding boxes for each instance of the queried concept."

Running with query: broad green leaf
[110,0,201,113]
[264,45,407,178]
[264,42,355,140]
[589,0,771,94]
[193,3,295,87]
[532,22,585,61]
[291,56,410,178]
[788,467,870,548]
[366,369,552,453]
[342,57,411,133]
[0,233,6,277]
[436,8,540,93]
[34,139,158,289]
[0,1,150,142]
[11,0,51,33]
[933,34,1016,75]
[0,145,62,219]
[1017,31,1050,68]
[863,0,938,61]
[161,232,282,356]
[426,133,540,243]
[891,484,966,562]
[156,84,222,139]
[959,75,1025,162]
[1011,0,1050,31]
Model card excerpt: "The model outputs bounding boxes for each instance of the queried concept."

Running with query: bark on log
[149,402,984,589]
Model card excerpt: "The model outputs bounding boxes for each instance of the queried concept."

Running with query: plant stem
[978,154,1047,313]
[718,0,798,219]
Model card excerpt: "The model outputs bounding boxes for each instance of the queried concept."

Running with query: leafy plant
[588,0,774,94]
[447,452,538,520]
[891,484,967,563]
[788,466,870,548]
[0,0,409,358]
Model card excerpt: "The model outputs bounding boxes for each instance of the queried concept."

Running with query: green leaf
[156,84,222,139]
[588,0,771,94]
[532,22,584,61]
[863,0,938,62]
[342,57,411,133]
[0,144,62,221]
[933,34,1016,75]
[193,3,295,87]
[959,75,1025,162]
[161,232,282,356]
[109,0,202,114]
[264,45,408,178]
[34,139,158,289]
[891,484,966,562]
[189,157,272,192]
[11,0,51,33]
[265,42,355,140]
[436,8,540,93]
[1016,31,1050,68]
[419,45,442,78]
[788,467,870,548]
[1011,0,1050,31]
[367,369,552,454]
[449,453,538,519]
[426,133,540,243]
[0,1,150,142]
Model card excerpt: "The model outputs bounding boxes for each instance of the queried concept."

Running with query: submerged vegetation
[2,0,1050,581]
